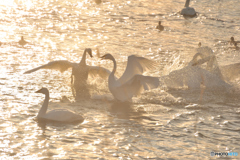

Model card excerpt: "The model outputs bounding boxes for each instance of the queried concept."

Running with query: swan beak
[35,88,42,93]
[100,55,106,60]
[89,50,93,58]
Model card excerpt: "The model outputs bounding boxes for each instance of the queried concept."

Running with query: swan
[156,21,164,31]
[162,46,240,90]
[24,48,111,100]
[190,46,224,80]
[101,54,159,102]
[180,0,196,17]
[35,87,84,122]
[19,36,27,46]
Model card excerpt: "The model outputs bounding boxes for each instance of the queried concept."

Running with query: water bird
[101,54,159,102]
[24,48,111,100]
[35,87,84,122]
[233,42,239,50]
[18,36,27,46]
[198,42,201,47]
[230,37,240,46]
[95,0,102,4]
[156,21,164,31]
[180,0,196,17]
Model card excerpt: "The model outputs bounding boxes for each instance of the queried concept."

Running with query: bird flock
[3,0,239,123]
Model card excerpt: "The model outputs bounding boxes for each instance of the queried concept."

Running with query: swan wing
[88,66,112,79]
[220,63,240,81]
[24,60,76,74]
[44,109,84,122]
[118,55,156,84]
[191,56,212,66]
[112,75,159,101]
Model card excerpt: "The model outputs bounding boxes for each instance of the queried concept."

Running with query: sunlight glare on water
[0,0,240,159]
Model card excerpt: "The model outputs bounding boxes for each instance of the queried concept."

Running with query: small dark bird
[95,0,102,4]
[156,21,164,31]
[230,37,240,46]
[233,42,239,50]
[18,36,27,46]
[198,42,201,47]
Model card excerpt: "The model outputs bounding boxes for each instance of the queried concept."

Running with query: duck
[198,42,201,47]
[156,21,164,31]
[230,37,240,46]
[24,48,111,100]
[95,0,102,4]
[233,41,239,50]
[101,54,159,102]
[18,36,27,46]
[180,0,196,18]
[35,87,84,122]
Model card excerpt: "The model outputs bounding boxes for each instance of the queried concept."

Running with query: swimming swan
[35,87,84,122]
[180,0,196,17]
[156,21,164,31]
[19,36,27,46]
[101,54,159,102]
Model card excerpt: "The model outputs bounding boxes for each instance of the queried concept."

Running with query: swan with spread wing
[35,87,84,123]
[24,48,111,100]
[101,54,159,102]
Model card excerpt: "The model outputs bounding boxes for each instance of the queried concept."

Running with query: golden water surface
[0,0,240,159]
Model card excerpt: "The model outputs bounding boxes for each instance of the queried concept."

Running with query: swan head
[85,48,93,58]
[101,54,114,60]
[35,87,49,94]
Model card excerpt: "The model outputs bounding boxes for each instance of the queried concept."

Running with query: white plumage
[35,88,84,123]
[101,54,159,102]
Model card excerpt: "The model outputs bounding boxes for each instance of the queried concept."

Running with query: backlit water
[0,0,240,159]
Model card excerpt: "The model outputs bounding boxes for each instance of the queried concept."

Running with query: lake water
[0,0,240,159]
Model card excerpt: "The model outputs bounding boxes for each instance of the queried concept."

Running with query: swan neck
[111,58,117,75]
[37,92,49,117]
[80,49,87,65]
[184,0,190,7]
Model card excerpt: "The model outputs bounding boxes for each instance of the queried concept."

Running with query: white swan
[156,21,164,31]
[19,36,27,46]
[35,87,84,122]
[101,54,159,102]
[189,46,224,80]
[180,0,196,17]
[24,48,111,100]
[191,47,240,81]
